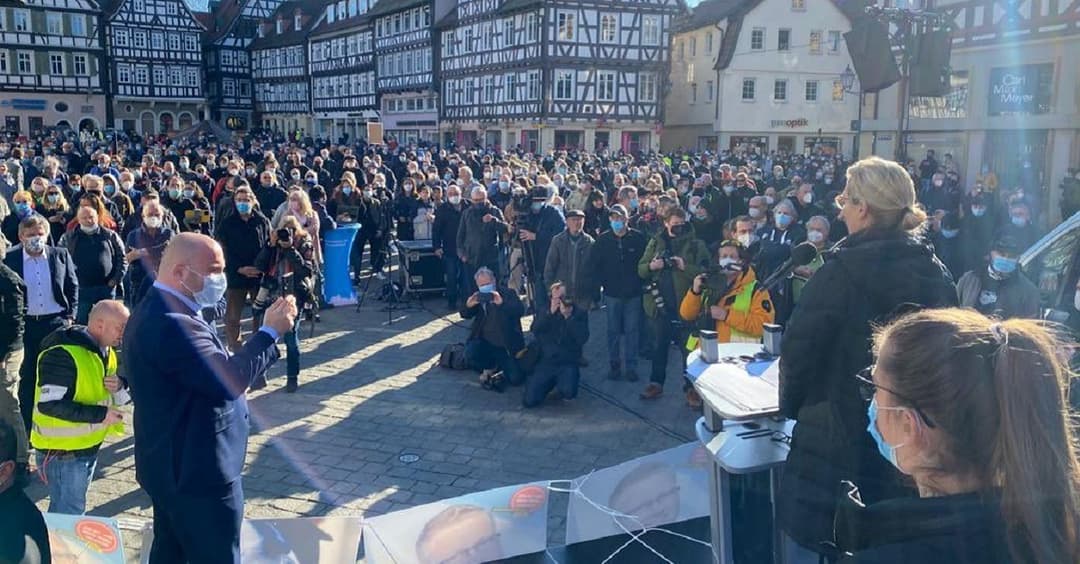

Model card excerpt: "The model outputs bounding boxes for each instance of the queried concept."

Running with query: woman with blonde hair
[836,308,1080,563]
[776,156,959,562]
[40,184,70,243]
[273,188,322,265]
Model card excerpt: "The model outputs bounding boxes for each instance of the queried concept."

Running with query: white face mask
[448,195,461,205]
[807,230,825,244]
[144,215,163,229]
[802,192,814,204]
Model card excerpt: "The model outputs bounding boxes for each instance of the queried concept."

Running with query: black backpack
[438,343,468,370]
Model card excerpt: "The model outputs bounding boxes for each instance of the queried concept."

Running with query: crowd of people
[0,125,1077,563]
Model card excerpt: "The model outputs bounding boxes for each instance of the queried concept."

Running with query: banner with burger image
[363,482,549,563]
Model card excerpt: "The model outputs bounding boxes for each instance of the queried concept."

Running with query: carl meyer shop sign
[988,64,1052,115]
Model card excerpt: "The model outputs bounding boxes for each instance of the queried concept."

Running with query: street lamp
[840,65,862,161]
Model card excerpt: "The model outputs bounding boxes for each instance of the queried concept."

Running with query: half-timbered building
[103,0,206,135]
[203,0,283,131]
[250,1,313,134]
[371,0,439,144]
[861,0,1080,223]
[0,0,106,135]
[307,0,378,141]
[437,0,682,153]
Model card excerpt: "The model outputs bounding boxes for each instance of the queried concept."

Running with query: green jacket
[637,231,710,318]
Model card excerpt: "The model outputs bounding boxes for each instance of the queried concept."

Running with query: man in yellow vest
[679,240,775,407]
[31,299,129,515]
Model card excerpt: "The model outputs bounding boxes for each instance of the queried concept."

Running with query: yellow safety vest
[31,344,123,451]
[687,281,759,350]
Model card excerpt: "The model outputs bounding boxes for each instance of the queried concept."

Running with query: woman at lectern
[833,309,1080,563]
[776,157,957,561]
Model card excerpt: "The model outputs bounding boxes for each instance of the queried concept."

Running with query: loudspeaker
[908,29,952,97]
[844,19,901,93]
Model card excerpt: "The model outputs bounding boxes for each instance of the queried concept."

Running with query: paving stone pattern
[28,295,701,562]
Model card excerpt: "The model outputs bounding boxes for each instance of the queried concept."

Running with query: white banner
[139,517,362,564]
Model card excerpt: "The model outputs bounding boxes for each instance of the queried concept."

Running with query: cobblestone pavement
[28,291,701,561]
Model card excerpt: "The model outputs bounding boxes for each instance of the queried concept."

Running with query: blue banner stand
[323,223,360,306]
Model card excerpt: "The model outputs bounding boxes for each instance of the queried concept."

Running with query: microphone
[757,241,819,293]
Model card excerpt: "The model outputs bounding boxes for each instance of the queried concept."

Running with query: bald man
[123,233,296,564]
[30,299,130,515]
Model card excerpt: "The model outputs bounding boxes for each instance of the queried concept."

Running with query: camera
[276,227,293,245]
[253,272,294,311]
[659,250,676,270]
[478,292,493,304]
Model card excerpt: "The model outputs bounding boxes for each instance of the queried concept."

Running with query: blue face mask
[867,399,907,471]
[971,206,986,217]
[530,202,543,213]
[1011,216,1027,227]
[14,202,30,215]
[478,283,495,294]
[775,212,793,229]
[630,198,639,210]
[992,256,1018,274]
[235,201,253,215]
[342,186,353,196]
[610,219,625,232]
[940,229,959,239]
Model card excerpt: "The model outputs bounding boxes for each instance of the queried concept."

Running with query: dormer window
[276,18,284,34]
[294,14,302,30]
[327,4,336,23]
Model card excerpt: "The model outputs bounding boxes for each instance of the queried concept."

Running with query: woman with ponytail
[777,156,958,560]
[834,308,1080,563]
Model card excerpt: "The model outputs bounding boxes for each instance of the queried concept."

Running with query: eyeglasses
[855,366,936,428]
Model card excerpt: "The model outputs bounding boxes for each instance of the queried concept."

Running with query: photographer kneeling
[461,267,525,391]
[250,216,315,393]
[524,282,590,407]
[680,240,776,407]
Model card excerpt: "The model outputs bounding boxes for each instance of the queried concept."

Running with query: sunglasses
[855,365,936,428]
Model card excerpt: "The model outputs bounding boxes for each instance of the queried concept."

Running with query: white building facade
[251,3,314,134]
[307,0,378,142]
[860,0,1080,224]
[373,0,439,144]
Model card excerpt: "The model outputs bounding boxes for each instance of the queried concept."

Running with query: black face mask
[670,223,689,237]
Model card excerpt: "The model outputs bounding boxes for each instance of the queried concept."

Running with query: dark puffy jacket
[214,211,271,290]
[432,201,467,256]
[456,203,506,267]
[834,484,1011,564]
[531,307,589,365]
[460,285,525,353]
[777,229,957,552]
[592,228,647,299]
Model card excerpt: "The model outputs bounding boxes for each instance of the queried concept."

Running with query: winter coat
[637,231,710,319]
[456,202,507,268]
[776,229,958,552]
[679,267,774,343]
[543,231,595,307]
[592,228,647,299]
[956,268,1041,319]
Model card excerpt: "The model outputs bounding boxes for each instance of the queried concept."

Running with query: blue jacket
[123,286,279,496]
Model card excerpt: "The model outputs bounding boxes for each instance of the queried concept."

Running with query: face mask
[748,208,763,219]
[992,256,1018,274]
[531,202,543,213]
[867,398,907,472]
[718,257,740,270]
[80,224,99,234]
[775,212,792,229]
[824,177,833,184]
[14,202,30,215]
[342,186,353,196]
[610,219,626,232]
[765,195,775,206]
[291,172,301,180]
[24,235,45,253]
[807,230,825,244]
[363,190,374,198]
[71,185,81,194]
[47,194,60,203]
[670,223,689,237]
[630,198,639,210]
[184,268,228,308]
[246,168,256,176]
[971,206,986,217]
[182,189,195,199]
[144,215,163,229]
[306,178,317,185]
[236,201,253,215]
[478,283,495,294]
[499,181,510,192]
[1011,216,1027,227]
[228,169,239,176]
[737,233,757,247]
[801,193,813,205]
[722,185,735,195]
[168,189,181,199]
[941,228,959,239]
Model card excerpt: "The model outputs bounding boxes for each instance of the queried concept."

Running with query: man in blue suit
[123,233,296,564]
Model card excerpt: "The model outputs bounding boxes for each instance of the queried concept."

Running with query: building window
[642,15,660,46]
[705,31,713,53]
[13,9,29,32]
[464,28,472,53]
[706,80,714,102]
[70,15,86,36]
[115,29,130,47]
[600,13,617,44]
[0,11,6,31]
[168,34,180,51]
[186,67,198,87]
[464,78,475,104]
[596,71,615,101]
[134,65,148,84]
[46,12,62,35]
[505,73,517,102]
[224,79,236,97]
[809,30,822,54]
[774,79,787,101]
[184,34,198,52]
[690,82,697,104]
[527,70,540,99]
[751,28,764,51]
[832,80,845,101]
[49,54,64,75]
[639,72,656,102]
[133,0,145,11]
[526,12,539,42]
[778,29,791,51]
[16,52,32,74]
[741,78,755,100]
[557,11,575,41]
[0,53,7,73]
[483,76,494,103]
[828,30,842,53]
[555,70,574,100]
[792,0,805,10]
[137,32,149,49]
[686,62,694,83]
[117,64,131,83]
[690,36,697,57]
[153,66,165,85]
[805,80,818,101]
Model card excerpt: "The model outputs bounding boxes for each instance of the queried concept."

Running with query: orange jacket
[679,267,775,343]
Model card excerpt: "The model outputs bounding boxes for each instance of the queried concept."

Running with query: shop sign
[770,118,809,128]
[988,64,1052,115]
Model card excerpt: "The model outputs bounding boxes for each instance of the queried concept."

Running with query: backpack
[438,343,468,370]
